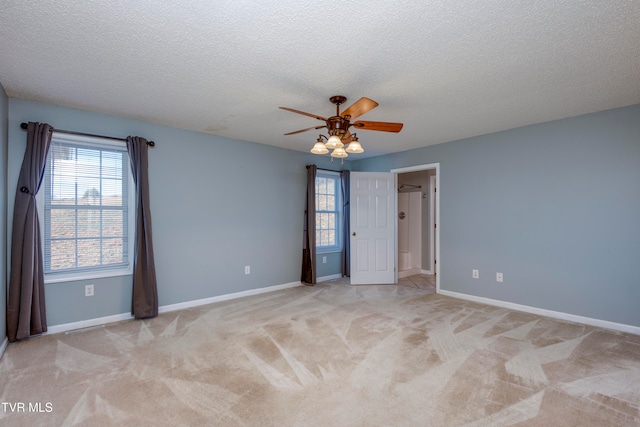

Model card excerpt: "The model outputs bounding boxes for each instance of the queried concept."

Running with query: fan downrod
[330,95,347,117]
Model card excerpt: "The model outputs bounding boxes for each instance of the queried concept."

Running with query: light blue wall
[353,104,640,327]
[316,251,342,278]
[7,98,345,326]
[0,84,8,341]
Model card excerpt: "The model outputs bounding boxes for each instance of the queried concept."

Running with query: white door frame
[390,163,440,293]
[428,174,436,275]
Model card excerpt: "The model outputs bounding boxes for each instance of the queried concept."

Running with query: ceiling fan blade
[279,107,327,121]
[341,97,378,120]
[352,121,403,133]
[284,125,326,135]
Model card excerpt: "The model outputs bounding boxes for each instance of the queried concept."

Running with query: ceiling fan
[280,95,403,158]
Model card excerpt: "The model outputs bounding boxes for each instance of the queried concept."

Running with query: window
[39,133,135,282]
[315,170,342,252]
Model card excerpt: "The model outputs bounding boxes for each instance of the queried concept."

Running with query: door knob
[352,232,356,236]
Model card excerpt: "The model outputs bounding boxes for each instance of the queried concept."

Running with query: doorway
[391,163,440,292]
[397,189,422,277]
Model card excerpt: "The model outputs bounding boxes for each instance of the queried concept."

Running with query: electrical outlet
[472,269,479,279]
[85,284,94,297]
[496,272,504,283]
[323,256,327,264]
[244,266,250,275]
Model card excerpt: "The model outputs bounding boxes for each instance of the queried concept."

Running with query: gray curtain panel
[301,164,317,284]
[7,122,53,342]
[126,136,158,319]
[340,170,350,277]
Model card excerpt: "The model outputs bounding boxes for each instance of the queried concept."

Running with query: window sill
[45,268,133,284]
[316,249,343,255]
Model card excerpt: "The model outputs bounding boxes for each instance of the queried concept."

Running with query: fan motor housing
[327,116,350,136]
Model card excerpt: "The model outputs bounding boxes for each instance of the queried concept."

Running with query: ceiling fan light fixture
[281,95,403,157]
[330,147,348,158]
[325,134,343,149]
[345,135,364,153]
[310,140,329,154]
[345,141,364,153]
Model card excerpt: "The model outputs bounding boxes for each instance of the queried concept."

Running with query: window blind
[43,138,130,274]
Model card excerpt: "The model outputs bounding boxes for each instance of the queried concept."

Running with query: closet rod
[20,122,155,147]
[399,184,421,190]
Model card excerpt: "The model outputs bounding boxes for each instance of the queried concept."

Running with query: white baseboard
[439,289,640,336]
[398,269,434,278]
[399,268,422,278]
[159,281,302,313]
[47,312,133,335]
[317,274,343,282]
[46,281,303,335]
[0,337,8,360]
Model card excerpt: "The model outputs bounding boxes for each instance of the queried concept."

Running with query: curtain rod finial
[20,122,28,130]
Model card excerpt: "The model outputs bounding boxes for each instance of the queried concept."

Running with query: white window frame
[37,132,136,284]
[315,170,342,253]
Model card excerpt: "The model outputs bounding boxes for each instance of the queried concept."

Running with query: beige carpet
[1,279,640,426]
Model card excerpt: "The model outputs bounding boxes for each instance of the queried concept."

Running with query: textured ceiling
[1,1,639,158]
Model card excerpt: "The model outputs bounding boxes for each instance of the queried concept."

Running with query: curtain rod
[306,165,345,173]
[20,122,155,147]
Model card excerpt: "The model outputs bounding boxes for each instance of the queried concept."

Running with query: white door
[350,172,396,285]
